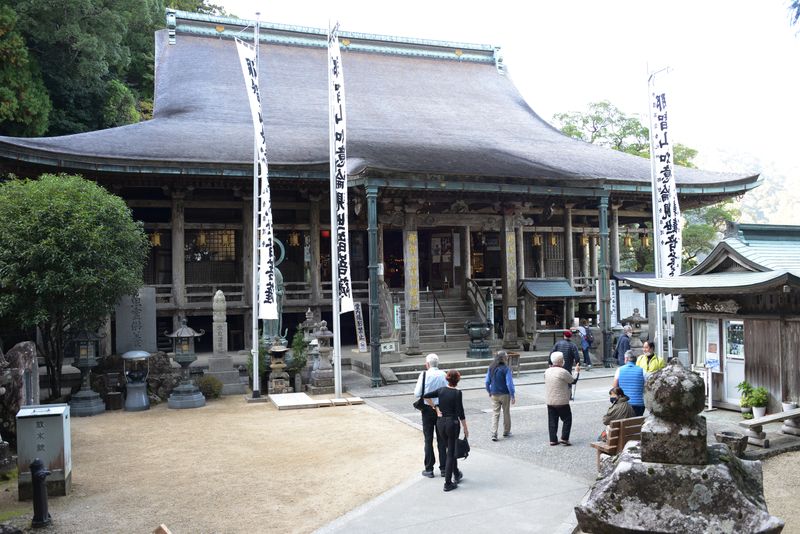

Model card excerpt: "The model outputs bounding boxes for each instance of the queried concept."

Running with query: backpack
[584,328,594,345]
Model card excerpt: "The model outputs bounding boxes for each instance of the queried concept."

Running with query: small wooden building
[627,223,800,412]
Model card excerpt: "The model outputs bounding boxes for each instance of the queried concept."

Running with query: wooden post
[403,212,421,355]
[367,185,382,386]
[611,204,621,273]
[501,213,519,348]
[171,191,186,331]
[516,224,526,337]
[461,225,471,298]
[242,195,253,350]
[564,205,575,326]
[590,236,599,279]
[309,194,322,319]
[598,196,612,366]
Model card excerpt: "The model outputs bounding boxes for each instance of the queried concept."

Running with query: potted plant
[737,381,753,416]
[782,398,798,412]
[750,386,769,418]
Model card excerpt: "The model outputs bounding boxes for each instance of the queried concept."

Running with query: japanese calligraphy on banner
[328,23,354,314]
[353,302,368,352]
[649,75,682,312]
[235,38,277,319]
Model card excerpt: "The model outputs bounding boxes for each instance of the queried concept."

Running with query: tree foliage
[0,174,149,398]
[0,4,51,136]
[553,101,738,272]
[791,1,800,26]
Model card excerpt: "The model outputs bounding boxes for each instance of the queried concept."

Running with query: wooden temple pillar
[403,211,421,355]
[515,223,526,337]
[598,196,612,366]
[461,225,471,298]
[538,234,546,278]
[309,194,322,321]
[582,235,591,282]
[611,203,621,273]
[564,204,575,325]
[242,195,253,349]
[501,213,519,348]
[366,185,382,386]
[590,236,599,279]
[171,190,186,331]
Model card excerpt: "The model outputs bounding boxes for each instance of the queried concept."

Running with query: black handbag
[413,371,426,411]
[456,437,470,459]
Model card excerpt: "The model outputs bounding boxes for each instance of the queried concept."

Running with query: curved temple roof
[0,11,759,195]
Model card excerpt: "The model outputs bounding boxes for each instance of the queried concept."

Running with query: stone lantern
[266,344,293,394]
[165,318,206,409]
[621,308,647,358]
[69,330,106,416]
[299,308,317,383]
[308,320,335,394]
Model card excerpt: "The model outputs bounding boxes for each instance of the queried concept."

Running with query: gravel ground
[763,451,800,531]
[0,395,420,533]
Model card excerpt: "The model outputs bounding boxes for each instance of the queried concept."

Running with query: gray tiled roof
[0,26,759,188]
[625,270,800,294]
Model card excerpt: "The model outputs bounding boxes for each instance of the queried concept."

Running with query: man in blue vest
[614,351,645,416]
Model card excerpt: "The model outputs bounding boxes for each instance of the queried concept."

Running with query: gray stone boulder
[644,358,705,422]
[575,442,784,533]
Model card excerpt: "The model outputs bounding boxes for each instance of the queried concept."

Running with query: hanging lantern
[642,233,652,248]
[150,231,162,247]
[221,231,232,246]
[623,233,633,248]
[550,233,558,247]
[196,230,207,247]
[580,233,589,247]
[288,231,301,247]
[532,233,542,247]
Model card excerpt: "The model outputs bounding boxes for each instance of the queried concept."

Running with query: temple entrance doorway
[419,229,460,292]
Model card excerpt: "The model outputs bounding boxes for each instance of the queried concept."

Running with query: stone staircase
[418,293,475,351]
[388,353,552,383]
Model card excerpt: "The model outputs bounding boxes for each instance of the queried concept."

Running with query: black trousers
[547,404,572,443]
[437,416,461,483]
[422,406,446,472]
[632,405,645,417]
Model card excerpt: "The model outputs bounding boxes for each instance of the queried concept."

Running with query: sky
[218,0,800,198]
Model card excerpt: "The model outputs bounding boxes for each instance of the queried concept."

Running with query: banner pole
[250,13,261,398]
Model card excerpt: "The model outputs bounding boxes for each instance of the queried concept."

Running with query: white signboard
[609,280,618,326]
[353,302,368,353]
[705,319,720,372]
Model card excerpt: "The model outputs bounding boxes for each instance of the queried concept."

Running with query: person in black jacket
[425,370,470,492]
[550,330,580,373]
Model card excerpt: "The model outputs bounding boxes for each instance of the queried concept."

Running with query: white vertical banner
[328,23,354,314]
[648,74,682,312]
[235,37,277,320]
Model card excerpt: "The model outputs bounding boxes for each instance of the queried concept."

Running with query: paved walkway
[316,446,586,534]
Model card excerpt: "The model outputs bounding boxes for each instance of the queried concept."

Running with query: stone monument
[575,359,784,533]
[205,291,246,395]
[0,352,14,478]
[115,287,157,353]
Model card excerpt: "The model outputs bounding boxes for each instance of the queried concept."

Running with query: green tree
[791,1,800,25]
[552,100,697,166]
[101,78,141,127]
[553,101,735,271]
[166,0,229,16]
[0,4,51,136]
[0,174,149,399]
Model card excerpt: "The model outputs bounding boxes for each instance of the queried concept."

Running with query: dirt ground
[763,451,800,531]
[0,395,420,533]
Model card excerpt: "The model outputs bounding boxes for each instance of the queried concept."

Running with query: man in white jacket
[544,351,580,446]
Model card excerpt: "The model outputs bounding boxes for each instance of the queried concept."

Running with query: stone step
[394,358,551,382]
[391,354,550,374]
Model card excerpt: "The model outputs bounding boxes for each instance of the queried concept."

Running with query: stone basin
[715,430,748,458]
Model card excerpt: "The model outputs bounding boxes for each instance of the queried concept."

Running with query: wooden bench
[737,407,800,448]
[589,416,645,470]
